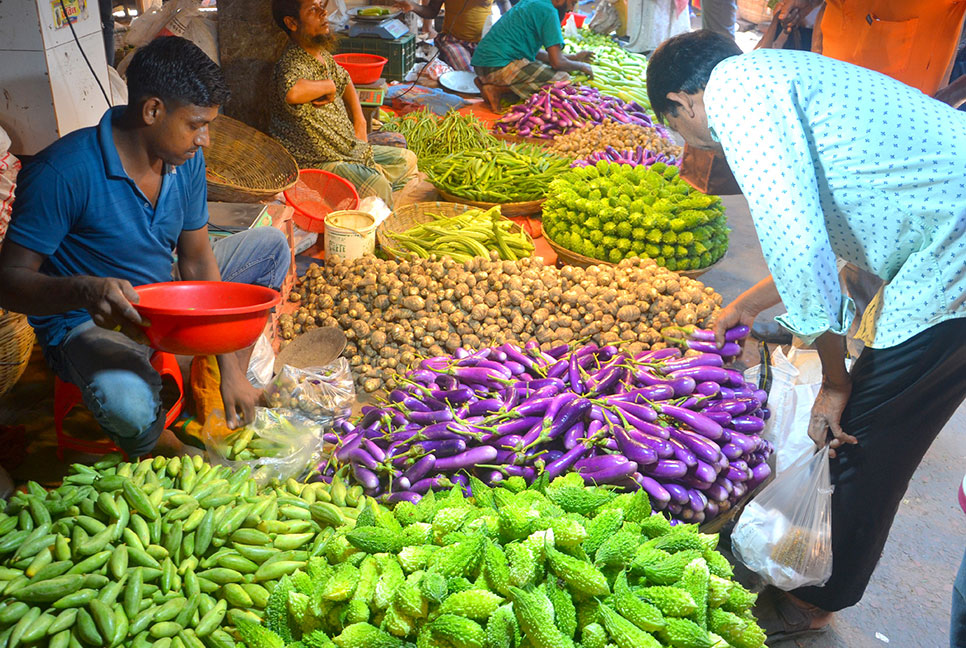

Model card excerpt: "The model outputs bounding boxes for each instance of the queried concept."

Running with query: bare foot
[475,78,504,112]
[151,428,204,458]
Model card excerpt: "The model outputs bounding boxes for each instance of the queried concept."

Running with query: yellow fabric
[616,0,628,37]
[181,355,225,444]
[442,0,493,42]
[820,0,966,95]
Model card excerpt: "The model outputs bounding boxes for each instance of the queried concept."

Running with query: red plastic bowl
[132,281,281,355]
[333,53,388,85]
[284,169,360,233]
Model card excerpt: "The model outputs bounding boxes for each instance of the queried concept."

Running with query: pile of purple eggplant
[493,81,657,139]
[319,328,773,525]
[571,145,679,169]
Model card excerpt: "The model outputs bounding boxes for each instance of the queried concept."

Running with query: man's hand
[393,0,415,11]
[712,299,758,350]
[773,0,821,29]
[578,62,594,79]
[808,377,856,458]
[311,85,338,107]
[219,360,260,429]
[82,276,150,344]
[572,50,596,63]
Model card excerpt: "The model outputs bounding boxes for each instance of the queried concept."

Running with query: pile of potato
[551,121,683,160]
[278,254,721,393]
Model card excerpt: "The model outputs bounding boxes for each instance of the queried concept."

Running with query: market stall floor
[0,194,963,647]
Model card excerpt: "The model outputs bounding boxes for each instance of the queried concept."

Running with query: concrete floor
[703,194,966,648]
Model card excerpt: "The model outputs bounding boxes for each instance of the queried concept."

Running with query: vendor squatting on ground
[269,0,419,206]
[0,37,292,458]
[471,0,596,111]
[647,30,966,641]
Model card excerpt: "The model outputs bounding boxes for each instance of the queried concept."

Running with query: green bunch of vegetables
[235,472,766,648]
[543,161,729,272]
[383,206,534,262]
[0,454,375,648]
[427,142,571,204]
[565,30,651,111]
[379,111,497,171]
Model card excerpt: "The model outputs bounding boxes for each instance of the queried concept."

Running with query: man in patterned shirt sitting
[270,0,418,205]
[648,30,966,642]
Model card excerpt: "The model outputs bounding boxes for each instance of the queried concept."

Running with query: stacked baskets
[0,311,34,398]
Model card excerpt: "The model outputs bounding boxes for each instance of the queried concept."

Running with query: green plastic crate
[335,34,416,82]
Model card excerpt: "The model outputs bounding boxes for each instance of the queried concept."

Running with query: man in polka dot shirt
[648,30,966,640]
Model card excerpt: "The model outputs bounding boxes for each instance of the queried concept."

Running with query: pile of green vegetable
[239,471,767,648]
[426,142,571,204]
[565,30,651,111]
[383,206,534,262]
[0,454,370,648]
[379,111,497,171]
[543,161,729,272]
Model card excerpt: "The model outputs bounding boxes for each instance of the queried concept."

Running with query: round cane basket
[378,202,533,261]
[493,132,555,148]
[436,189,545,219]
[544,230,722,279]
[0,311,34,397]
[205,115,300,203]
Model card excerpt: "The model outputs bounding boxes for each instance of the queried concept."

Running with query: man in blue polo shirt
[0,37,291,457]
[471,0,595,111]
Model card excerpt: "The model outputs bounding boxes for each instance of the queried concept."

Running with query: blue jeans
[953,546,966,647]
[45,227,291,457]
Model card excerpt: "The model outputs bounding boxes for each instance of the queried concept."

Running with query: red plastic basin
[333,53,388,85]
[132,281,281,355]
[284,169,360,233]
[563,12,586,27]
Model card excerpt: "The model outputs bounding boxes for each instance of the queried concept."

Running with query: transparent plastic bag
[202,407,323,485]
[264,359,355,422]
[731,445,834,590]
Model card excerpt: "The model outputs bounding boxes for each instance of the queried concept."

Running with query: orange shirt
[819,0,966,95]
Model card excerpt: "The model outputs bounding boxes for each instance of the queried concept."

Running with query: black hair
[125,36,230,109]
[646,30,742,123]
[272,0,302,34]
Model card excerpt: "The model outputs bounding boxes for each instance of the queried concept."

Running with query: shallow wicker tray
[544,230,721,279]
[493,131,556,148]
[378,201,532,261]
[205,114,299,203]
[0,311,35,397]
[436,188,545,219]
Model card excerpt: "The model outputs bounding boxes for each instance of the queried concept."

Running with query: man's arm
[393,0,444,19]
[177,227,259,429]
[0,241,147,340]
[934,75,966,109]
[542,44,594,77]
[286,79,338,106]
[342,80,369,141]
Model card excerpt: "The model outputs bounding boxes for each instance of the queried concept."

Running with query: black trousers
[794,318,966,611]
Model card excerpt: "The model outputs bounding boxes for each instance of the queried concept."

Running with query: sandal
[753,587,832,642]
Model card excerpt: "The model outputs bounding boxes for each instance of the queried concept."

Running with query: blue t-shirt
[6,106,209,349]
[471,0,564,69]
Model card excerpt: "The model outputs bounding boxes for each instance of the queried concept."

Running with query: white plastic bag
[202,407,323,485]
[731,446,834,590]
[358,196,391,227]
[264,360,355,423]
[246,333,275,390]
[0,127,21,246]
[563,13,580,38]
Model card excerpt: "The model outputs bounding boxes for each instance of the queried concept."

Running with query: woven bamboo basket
[205,115,300,203]
[544,230,721,279]
[0,311,35,397]
[493,132,555,148]
[436,189,545,219]
[378,202,533,261]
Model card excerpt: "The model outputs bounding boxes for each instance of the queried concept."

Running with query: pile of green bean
[427,142,572,203]
[383,205,534,262]
[379,110,497,171]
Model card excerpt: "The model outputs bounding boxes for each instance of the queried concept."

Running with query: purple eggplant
[667,365,731,384]
[407,409,453,425]
[632,474,671,506]
[655,403,723,441]
[647,459,688,480]
[402,454,436,483]
[664,482,690,505]
[351,464,380,491]
[575,453,632,473]
[379,491,421,505]
[580,459,639,485]
[563,422,587,450]
[335,432,364,462]
[687,340,741,356]
[610,400,658,423]
[613,426,659,466]
[748,462,772,487]
[704,398,756,417]
[687,488,708,512]
[434,446,498,472]
[411,475,449,494]
[693,460,719,484]
[413,439,466,457]
[701,410,733,427]
[545,442,592,480]
[731,415,765,433]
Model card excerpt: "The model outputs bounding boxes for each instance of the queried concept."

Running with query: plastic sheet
[264,359,355,423]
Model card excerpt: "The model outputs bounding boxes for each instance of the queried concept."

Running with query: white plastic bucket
[324,210,376,262]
